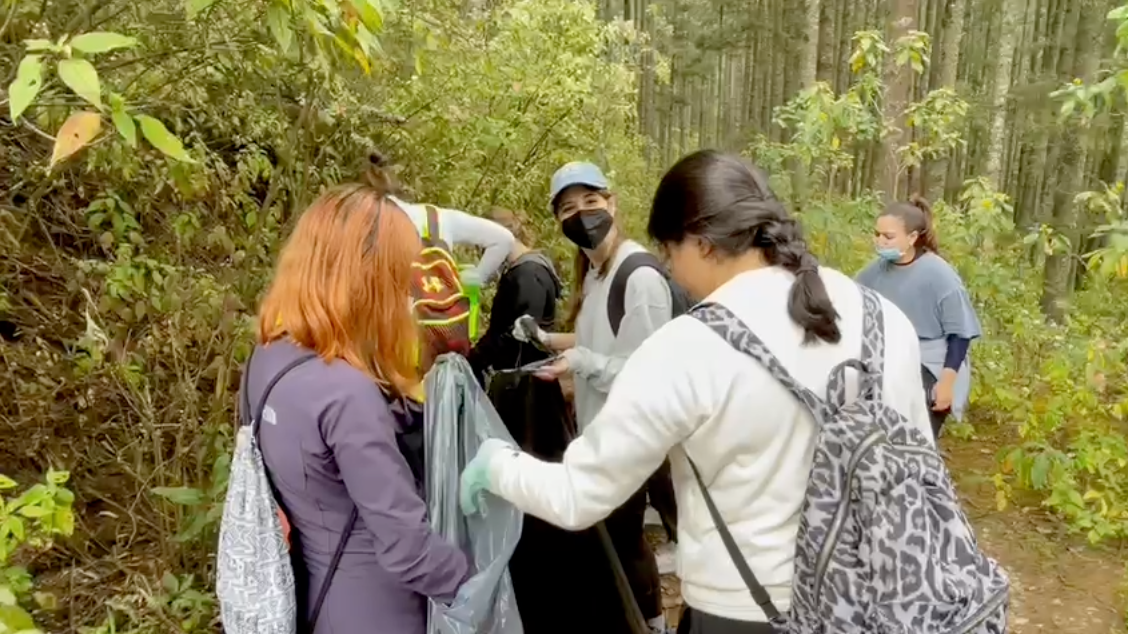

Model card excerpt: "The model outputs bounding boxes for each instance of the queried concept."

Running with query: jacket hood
[511,251,563,300]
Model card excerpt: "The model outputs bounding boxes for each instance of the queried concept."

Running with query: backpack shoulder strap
[690,302,823,415]
[422,204,442,245]
[245,349,317,438]
[687,456,783,623]
[239,346,256,428]
[813,287,890,411]
[308,508,358,629]
[607,251,665,337]
[241,348,354,631]
[857,285,886,399]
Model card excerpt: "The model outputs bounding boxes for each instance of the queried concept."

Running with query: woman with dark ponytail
[857,195,981,438]
[361,151,515,285]
[459,150,934,634]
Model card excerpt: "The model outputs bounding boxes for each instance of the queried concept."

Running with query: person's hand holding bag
[459,438,515,516]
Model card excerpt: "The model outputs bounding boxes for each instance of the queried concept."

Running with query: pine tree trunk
[986,0,1025,187]
[1039,0,1100,323]
[923,0,966,202]
[879,0,919,201]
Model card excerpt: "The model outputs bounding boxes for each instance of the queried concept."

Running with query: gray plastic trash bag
[425,354,524,634]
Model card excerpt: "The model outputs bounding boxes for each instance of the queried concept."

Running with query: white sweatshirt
[487,266,935,623]
[389,195,515,283]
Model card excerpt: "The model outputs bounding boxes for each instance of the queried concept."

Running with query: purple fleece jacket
[248,340,469,634]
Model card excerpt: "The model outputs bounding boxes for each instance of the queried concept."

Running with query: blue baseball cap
[549,161,609,207]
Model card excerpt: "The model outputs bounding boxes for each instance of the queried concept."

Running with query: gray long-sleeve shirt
[569,240,674,429]
[248,340,469,634]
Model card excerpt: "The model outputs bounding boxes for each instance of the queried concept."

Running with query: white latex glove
[460,268,482,288]
[459,438,515,516]
[511,315,546,344]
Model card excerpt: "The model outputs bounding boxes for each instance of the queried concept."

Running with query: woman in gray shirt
[249,180,470,633]
[856,195,981,438]
[514,161,676,634]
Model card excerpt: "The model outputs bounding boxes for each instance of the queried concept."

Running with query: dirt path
[944,429,1126,633]
[655,428,1128,632]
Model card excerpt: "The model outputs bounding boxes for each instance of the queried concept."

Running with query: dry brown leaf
[51,111,102,167]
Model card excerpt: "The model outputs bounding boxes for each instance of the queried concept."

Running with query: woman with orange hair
[246,179,469,633]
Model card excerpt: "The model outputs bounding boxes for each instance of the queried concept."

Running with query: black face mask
[561,209,614,250]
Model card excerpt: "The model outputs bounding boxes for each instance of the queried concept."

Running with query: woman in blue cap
[509,161,679,633]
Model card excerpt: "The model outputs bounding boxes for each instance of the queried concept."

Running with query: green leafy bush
[0,471,75,634]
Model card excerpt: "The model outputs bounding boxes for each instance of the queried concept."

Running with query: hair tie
[796,252,819,274]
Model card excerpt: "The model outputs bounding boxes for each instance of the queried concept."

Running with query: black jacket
[468,250,562,379]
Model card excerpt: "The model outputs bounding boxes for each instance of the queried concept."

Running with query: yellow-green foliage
[0,472,75,634]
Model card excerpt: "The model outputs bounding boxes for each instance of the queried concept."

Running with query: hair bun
[360,150,400,196]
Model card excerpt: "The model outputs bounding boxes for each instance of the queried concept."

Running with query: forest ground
[651,422,1128,633]
[945,424,1127,633]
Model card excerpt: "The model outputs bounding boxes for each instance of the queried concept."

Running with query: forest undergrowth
[3,0,1128,632]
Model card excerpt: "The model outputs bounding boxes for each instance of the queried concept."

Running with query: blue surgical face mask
[876,246,903,263]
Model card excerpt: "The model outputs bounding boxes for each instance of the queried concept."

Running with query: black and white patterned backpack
[687,285,1009,633]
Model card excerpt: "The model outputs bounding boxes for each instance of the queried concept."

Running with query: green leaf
[162,572,180,594]
[3,516,27,542]
[1031,453,1051,489]
[55,488,74,505]
[0,604,36,631]
[12,485,48,509]
[24,39,53,52]
[0,475,16,490]
[174,512,212,543]
[150,486,204,505]
[136,115,195,162]
[111,104,137,147]
[350,0,384,32]
[9,55,44,122]
[0,585,15,606]
[186,0,218,18]
[267,4,294,52]
[46,470,69,485]
[57,58,102,109]
[69,32,138,54]
[32,591,57,610]
[53,509,74,536]
[17,505,49,519]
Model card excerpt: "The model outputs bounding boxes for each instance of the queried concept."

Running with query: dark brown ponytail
[907,194,939,254]
[359,150,401,198]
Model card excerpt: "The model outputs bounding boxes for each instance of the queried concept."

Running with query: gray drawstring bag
[217,352,353,634]
[425,354,524,634]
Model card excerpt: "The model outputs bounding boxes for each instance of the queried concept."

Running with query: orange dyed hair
[258,183,422,397]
